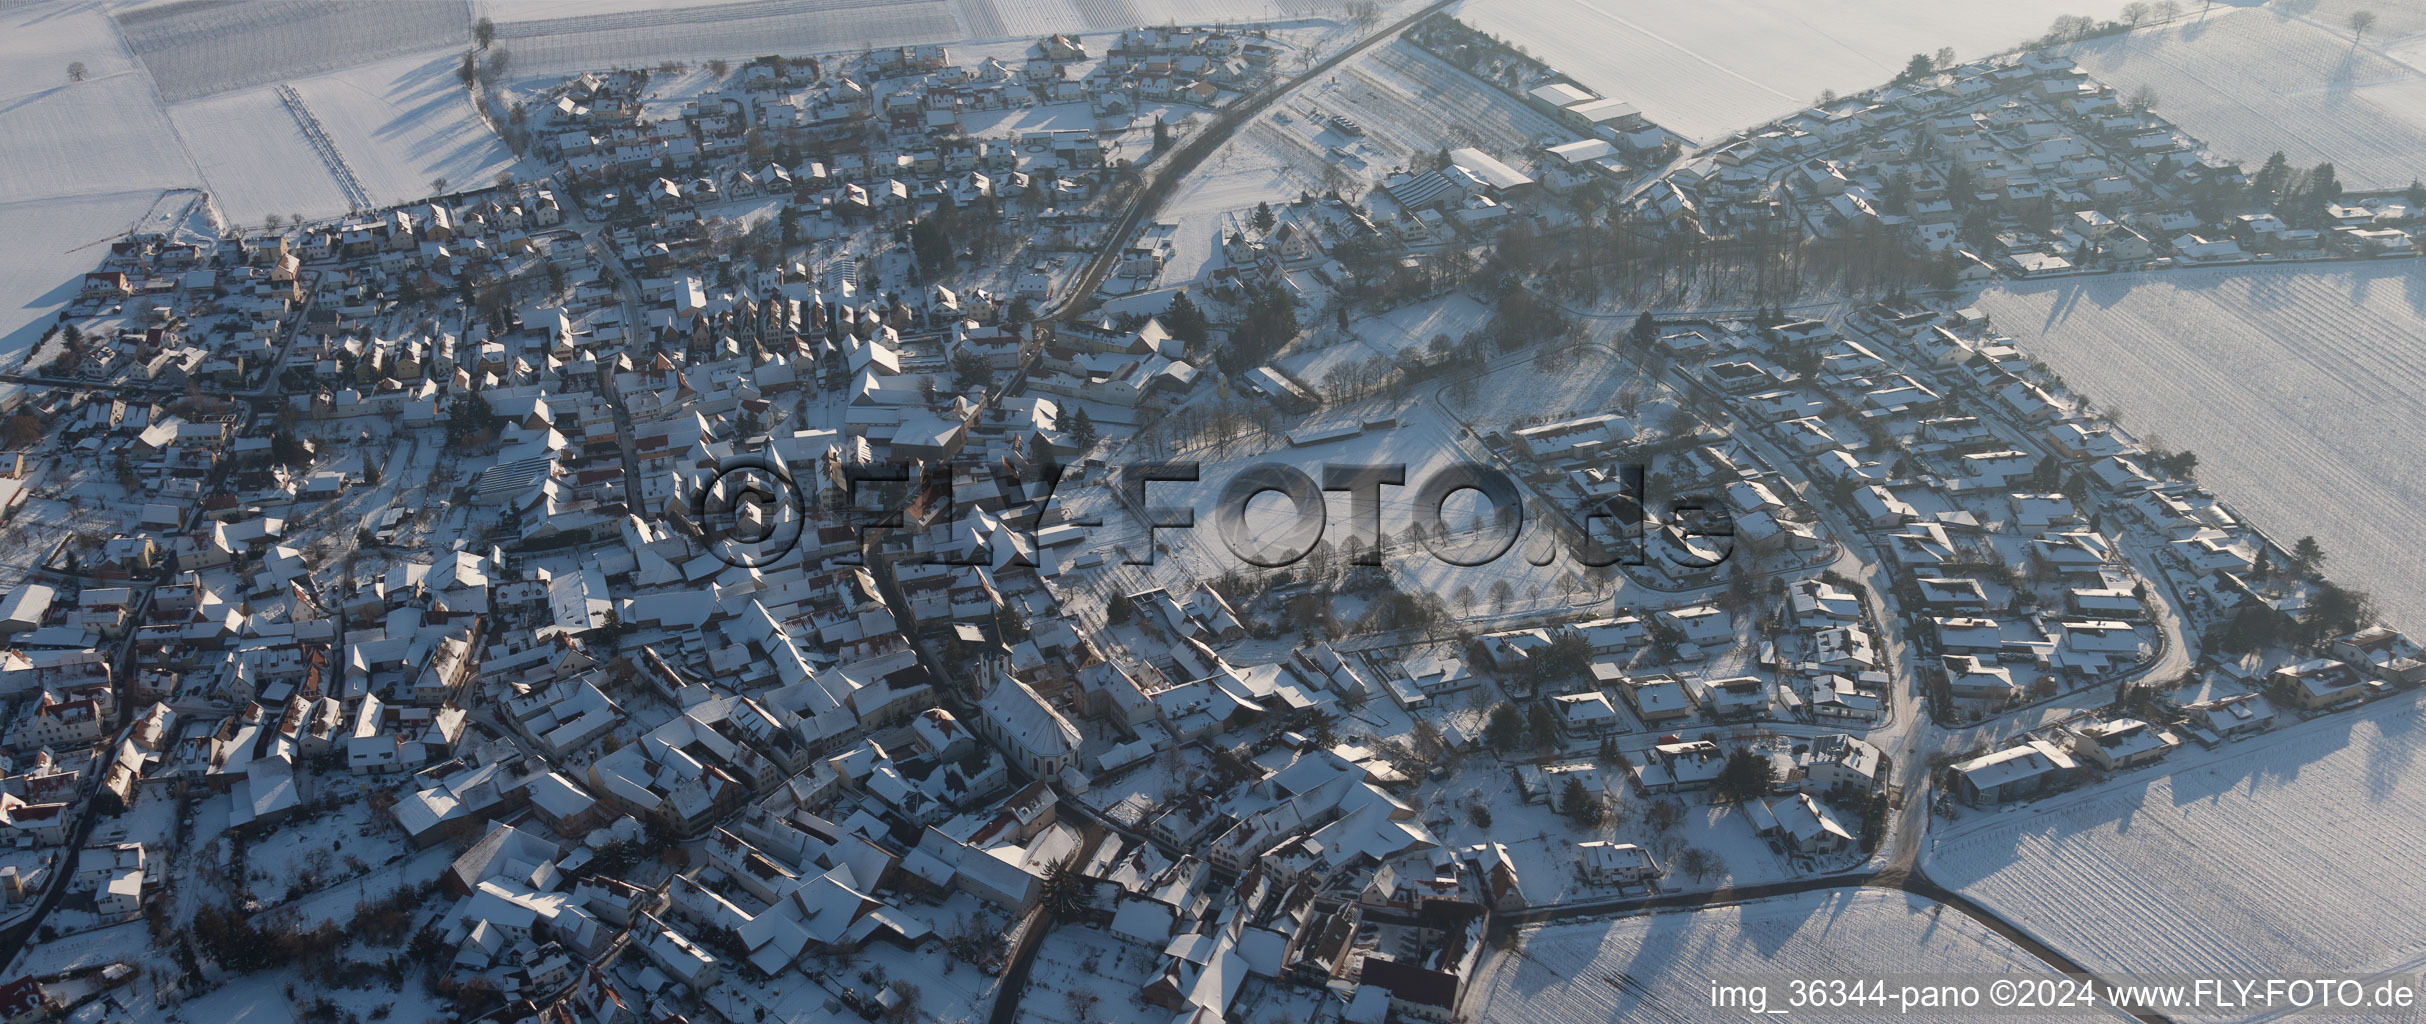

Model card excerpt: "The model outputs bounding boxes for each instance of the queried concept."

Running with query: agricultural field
[487,0,970,76]
[1972,263,2426,632]
[2063,7,2426,190]
[1927,694,2426,1019]
[167,86,355,226]
[1468,889,2119,1024]
[289,52,526,209]
[113,0,470,103]
[0,69,196,207]
[1455,0,2142,144]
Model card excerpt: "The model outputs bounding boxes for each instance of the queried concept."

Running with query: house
[2069,718,2177,770]
[1629,740,1726,793]
[638,915,722,990]
[1577,841,1659,885]
[1942,654,2020,701]
[1552,691,1623,738]
[0,586,53,634]
[1949,739,2076,805]
[2267,658,2373,710]
[1756,792,1854,854]
[2329,626,2424,677]
[1794,733,1881,793]
[1619,674,1699,723]
[2183,692,2276,739]
[1657,604,1732,646]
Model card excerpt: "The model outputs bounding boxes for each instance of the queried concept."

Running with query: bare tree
[1676,846,1727,883]
[66,61,86,82]
[1933,46,1956,69]
[2126,83,2160,113]
[2351,9,2378,43]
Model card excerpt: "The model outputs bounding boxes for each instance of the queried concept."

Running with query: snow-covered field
[166,87,353,227]
[1973,263,2426,631]
[113,0,469,103]
[1469,889,2120,1024]
[1929,693,2426,1017]
[488,0,971,75]
[0,66,196,207]
[290,52,525,209]
[482,0,1405,75]
[1455,0,2142,144]
[0,190,186,376]
[2064,8,2426,190]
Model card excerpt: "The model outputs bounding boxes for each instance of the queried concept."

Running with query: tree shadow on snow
[0,266,82,370]
[2167,713,2355,808]
[2362,702,2421,802]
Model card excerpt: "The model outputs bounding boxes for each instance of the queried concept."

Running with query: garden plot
[1972,263,2426,631]
[1928,694,2426,1015]
[1469,889,2121,1024]
[153,965,451,1024]
[1415,759,1798,905]
[167,86,354,226]
[2063,9,2426,190]
[1013,923,1162,1024]
[1279,293,1493,386]
[114,0,470,103]
[1456,0,2142,144]
[288,52,526,209]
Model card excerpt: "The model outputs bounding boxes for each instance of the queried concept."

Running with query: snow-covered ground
[0,190,190,380]
[1279,293,1493,385]
[1013,922,1161,1024]
[0,66,197,207]
[161,965,449,1024]
[112,0,469,103]
[2064,7,2426,190]
[166,87,354,227]
[1469,889,2122,1023]
[1928,693,2426,1019]
[289,51,526,209]
[486,0,970,76]
[1455,0,2142,144]
[1415,758,1804,904]
[1972,263,2426,631]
